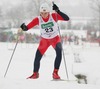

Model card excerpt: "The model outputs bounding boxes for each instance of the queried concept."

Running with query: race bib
[39,15,58,39]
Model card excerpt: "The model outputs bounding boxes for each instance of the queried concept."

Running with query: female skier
[20,2,69,79]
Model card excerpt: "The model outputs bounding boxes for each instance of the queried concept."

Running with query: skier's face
[40,12,49,18]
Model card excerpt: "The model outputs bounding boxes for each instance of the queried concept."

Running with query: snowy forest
[0,0,41,28]
[0,0,100,30]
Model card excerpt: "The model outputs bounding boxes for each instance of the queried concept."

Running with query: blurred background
[0,0,100,44]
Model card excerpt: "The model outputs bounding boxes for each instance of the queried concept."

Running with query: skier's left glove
[20,23,28,31]
[52,3,60,13]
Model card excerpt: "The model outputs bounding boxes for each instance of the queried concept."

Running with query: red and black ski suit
[27,11,69,73]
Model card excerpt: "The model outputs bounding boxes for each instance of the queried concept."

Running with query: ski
[51,79,67,81]
[51,79,78,82]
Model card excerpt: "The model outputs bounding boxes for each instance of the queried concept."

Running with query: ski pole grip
[52,1,54,5]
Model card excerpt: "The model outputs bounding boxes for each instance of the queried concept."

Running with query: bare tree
[5,1,37,27]
[89,0,100,30]
[0,5,3,26]
[0,7,2,17]
[89,0,100,46]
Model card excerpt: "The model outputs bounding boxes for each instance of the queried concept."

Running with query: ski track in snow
[0,42,100,89]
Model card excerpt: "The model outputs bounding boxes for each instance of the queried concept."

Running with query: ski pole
[52,1,69,80]
[4,29,20,78]
[58,23,69,80]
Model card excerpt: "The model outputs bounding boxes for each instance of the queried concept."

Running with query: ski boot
[27,72,39,79]
[52,69,60,79]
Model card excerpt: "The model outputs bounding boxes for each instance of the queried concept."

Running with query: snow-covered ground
[0,42,100,89]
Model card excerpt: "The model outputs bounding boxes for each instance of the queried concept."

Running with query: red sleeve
[52,13,64,22]
[27,17,39,30]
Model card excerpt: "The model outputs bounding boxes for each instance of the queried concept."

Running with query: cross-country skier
[20,2,70,79]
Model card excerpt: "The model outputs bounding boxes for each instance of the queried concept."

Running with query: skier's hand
[52,3,60,13]
[20,23,28,31]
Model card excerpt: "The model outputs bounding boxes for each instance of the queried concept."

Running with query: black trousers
[33,42,62,72]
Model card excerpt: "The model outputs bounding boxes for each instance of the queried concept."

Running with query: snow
[0,42,100,89]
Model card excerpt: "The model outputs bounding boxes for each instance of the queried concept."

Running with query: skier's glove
[20,23,28,31]
[52,4,60,13]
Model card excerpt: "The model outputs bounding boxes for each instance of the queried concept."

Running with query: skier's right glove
[20,23,28,31]
[52,3,60,13]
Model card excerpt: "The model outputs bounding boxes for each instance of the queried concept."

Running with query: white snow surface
[0,42,100,89]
